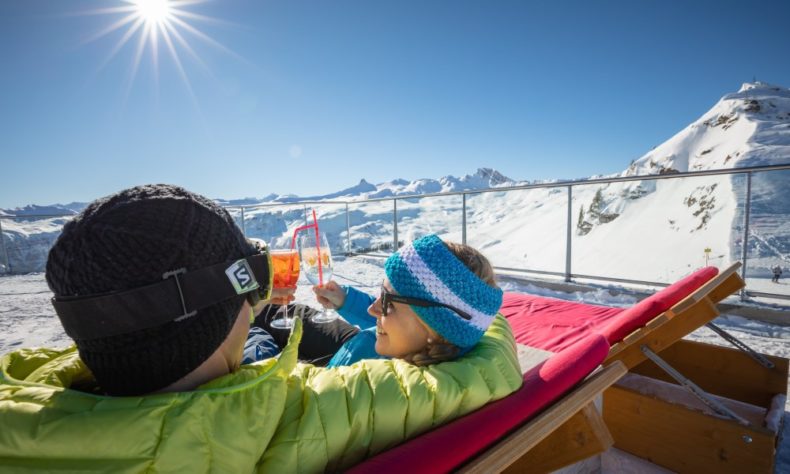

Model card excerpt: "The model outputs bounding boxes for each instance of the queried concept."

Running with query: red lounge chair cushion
[348,333,609,474]
[501,294,622,352]
[501,266,719,351]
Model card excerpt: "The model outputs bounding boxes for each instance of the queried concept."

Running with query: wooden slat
[622,325,651,346]
[629,339,789,408]
[671,262,743,314]
[459,361,627,474]
[707,272,747,305]
[503,403,613,474]
[645,313,669,330]
[605,297,720,369]
[604,384,777,474]
[607,342,624,359]
[604,264,744,369]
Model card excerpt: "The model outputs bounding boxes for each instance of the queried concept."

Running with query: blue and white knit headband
[384,234,503,349]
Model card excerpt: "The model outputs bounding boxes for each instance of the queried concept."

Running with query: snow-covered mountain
[0,168,520,273]
[213,167,520,205]
[1,203,85,217]
[571,81,789,285]
[627,82,790,175]
[2,83,789,292]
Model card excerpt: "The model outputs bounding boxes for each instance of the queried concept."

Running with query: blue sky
[1,0,789,209]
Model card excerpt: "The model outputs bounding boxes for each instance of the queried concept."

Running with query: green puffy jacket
[0,315,522,473]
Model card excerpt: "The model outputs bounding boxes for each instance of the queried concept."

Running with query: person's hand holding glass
[299,232,337,323]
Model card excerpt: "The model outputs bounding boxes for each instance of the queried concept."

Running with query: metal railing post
[462,193,467,245]
[565,186,573,282]
[0,218,10,274]
[303,205,308,225]
[740,172,752,301]
[345,203,351,254]
[240,207,246,237]
[393,199,399,252]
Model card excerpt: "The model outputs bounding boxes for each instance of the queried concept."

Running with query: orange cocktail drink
[270,249,300,288]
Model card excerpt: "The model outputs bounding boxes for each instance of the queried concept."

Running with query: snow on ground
[1,256,789,472]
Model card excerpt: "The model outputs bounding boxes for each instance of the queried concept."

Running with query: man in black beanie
[45,184,290,396]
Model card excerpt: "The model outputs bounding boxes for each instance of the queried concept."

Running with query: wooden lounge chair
[352,263,785,473]
[598,263,789,473]
[505,262,786,472]
[603,262,749,369]
[501,262,787,473]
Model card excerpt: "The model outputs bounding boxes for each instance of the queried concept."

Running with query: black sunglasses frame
[380,286,473,320]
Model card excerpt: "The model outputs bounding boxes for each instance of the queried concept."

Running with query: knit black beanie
[46,184,255,396]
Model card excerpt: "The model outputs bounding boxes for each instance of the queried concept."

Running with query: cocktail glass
[298,232,337,324]
[269,248,300,330]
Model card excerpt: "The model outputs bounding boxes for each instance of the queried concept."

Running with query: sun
[81,0,239,103]
[133,0,173,25]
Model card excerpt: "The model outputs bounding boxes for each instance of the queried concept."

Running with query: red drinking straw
[290,210,324,286]
[312,209,324,286]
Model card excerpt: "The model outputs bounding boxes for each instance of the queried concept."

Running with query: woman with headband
[254,233,504,368]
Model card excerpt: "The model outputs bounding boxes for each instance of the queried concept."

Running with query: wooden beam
[671,263,743,314]
[629,339,789,408]
[707,272,746,305]
[604,384,777,474]
[459,361,627,474]
[604,264,744,369]
[503,403,613,474]
[605,297,720,369]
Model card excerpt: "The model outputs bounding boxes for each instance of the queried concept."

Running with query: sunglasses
[379,285,472,320]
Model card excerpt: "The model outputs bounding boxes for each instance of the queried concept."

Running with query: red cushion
[500,266,720,350]
[348,333,610,474]
[500,293,622,352]
[598,266,718,343]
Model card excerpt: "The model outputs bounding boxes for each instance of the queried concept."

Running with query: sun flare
[133,0,172,25]
[82,0,238,102]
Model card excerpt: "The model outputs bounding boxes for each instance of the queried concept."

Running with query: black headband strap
[52,253,271,340]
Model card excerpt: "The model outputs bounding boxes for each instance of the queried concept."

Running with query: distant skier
[772,265,783,283]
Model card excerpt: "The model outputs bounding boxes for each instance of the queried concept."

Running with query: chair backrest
[600,266,720,344]
[605,262,744,369]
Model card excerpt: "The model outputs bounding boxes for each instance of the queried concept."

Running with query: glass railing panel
[395,195,464,248]
[346,200,396,255]
[743,169,790,300]
[465,187,567,275]
[224,207,245,234]
[240,204,311,249]
[0,214,76,274]
[299,202,350,256]
[571,173,742,286]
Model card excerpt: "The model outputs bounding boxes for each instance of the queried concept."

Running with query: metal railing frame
[2,163,789,300]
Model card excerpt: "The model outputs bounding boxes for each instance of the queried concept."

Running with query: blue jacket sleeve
[326,328,384,367]
[337,286,376,330]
